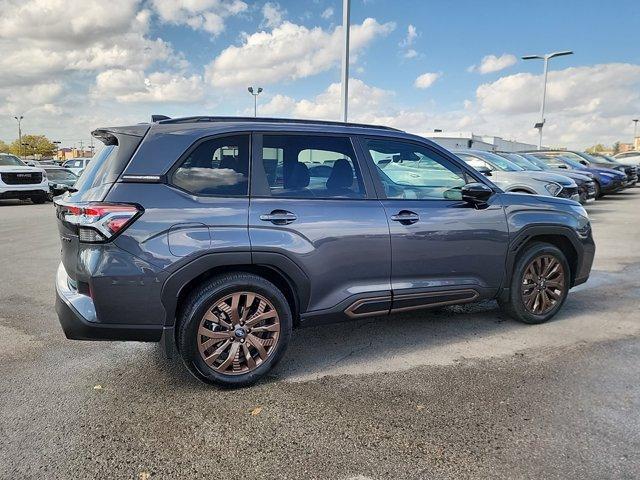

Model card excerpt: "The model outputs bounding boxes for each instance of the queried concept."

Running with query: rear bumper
[55,262,162,342]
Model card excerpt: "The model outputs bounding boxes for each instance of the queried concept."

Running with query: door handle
[259,210,297,225]
[390,210,420,225]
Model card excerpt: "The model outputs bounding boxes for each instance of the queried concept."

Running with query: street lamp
[247,86,263,117]
[633,119,639,145]
[340,0,351,122]
[522,50,573,149]
[13,115,23,159]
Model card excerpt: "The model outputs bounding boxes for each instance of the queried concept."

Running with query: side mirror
[462,182,493,205]
[475,165,492,176]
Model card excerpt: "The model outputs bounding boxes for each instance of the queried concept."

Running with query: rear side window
[261,135,365,198]
[172,135,250,196]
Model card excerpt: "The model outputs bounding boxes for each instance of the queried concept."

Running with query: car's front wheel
[177,273,292,387]
[31,195,47,204]
[499,242,570,324]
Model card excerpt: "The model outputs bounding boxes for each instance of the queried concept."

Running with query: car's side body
[54,119,595,355]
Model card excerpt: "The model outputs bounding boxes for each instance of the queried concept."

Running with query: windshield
[559,156,586,169]
[46,169,77,181]
[503,154,544,171]
[473,151,524,171]
[519,154,550,170]
[0,154,25,166]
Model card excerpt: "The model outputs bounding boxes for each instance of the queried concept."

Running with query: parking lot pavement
[1,191,639,480]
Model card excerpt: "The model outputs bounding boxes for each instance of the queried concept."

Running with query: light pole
[247,86,263,117]
[13,115,23,159]
[340,0,351,122]
[522,50,573,149]
[633,119,639,148]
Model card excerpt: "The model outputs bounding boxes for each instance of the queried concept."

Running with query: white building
[425,131,538,152]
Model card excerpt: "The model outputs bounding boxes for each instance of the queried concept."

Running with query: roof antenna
[151,115,171,122]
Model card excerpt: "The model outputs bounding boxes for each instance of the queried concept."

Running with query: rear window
[73,144,118,193]
[69,132,144,201]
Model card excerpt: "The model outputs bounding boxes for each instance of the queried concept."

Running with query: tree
[612,142,621,155]
[0,140,9,153]
[585,143,606,154]
[9,134,57,157]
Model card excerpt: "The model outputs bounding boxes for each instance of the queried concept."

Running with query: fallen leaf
[250,406,263,416]
[93,385,103,390]
[416,405,425,411]
[139,472,151,480]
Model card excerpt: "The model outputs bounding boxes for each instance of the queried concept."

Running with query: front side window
[261,135,364,198]
[172,135,249,196]
[366,138,467,200]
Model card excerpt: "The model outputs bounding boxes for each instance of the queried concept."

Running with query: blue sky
[1,0,639,148]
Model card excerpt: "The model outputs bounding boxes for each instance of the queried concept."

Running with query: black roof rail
[154,115,403,132]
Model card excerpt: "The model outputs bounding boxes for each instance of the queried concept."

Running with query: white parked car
[62,158,91,176]
[613,151,640,166]
[0,153,49,203]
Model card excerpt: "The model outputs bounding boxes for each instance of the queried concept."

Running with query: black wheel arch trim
[160,250,310,327]
[503,224,587,291]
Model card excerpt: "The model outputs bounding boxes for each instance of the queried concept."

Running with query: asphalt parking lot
[1,191,639,479]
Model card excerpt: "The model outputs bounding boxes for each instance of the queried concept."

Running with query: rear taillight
[58,202,142,243]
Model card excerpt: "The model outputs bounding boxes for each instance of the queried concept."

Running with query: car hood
[0,165,44,174]
[590,166,626,178]
[499,170,574,186]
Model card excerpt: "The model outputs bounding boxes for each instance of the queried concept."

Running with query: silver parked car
[62,158,91,176]
[453,150,580,201]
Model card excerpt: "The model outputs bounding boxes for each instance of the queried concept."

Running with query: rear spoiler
[91,125,150,144]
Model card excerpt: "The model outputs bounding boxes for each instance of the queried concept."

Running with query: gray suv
[55,117,595,387]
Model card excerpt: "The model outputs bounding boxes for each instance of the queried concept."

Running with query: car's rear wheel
[177,273,292,387]
[31,195,47,204]
[499,242,570,324]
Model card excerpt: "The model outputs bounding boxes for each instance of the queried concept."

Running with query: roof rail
[154,115,403,132]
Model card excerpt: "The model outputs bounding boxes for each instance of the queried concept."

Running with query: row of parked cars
[449,149,638,204]
[0,154,90,203]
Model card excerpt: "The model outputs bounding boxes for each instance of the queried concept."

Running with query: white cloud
[261,2,286,28]
[94,69,204,103]
[414,72,441,89]
[258,79,394,120]
[150,0,247,35]
[399,24,419,59]
[469,53,517,74]
[321,7,334,19]
[399,24,418,47]
[205,18,395,87]
[472,63,640,146]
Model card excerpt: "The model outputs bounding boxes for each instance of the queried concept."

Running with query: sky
[0,0,639,149]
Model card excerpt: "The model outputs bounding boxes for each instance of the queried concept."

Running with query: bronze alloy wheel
[197,292,280,375]
[520,254,566,315]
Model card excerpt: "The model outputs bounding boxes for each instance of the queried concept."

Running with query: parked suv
[54,117,595,387]
[0,153,49,203]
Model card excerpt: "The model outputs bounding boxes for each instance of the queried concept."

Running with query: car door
[358,137,509,312]
[248,132,392,320]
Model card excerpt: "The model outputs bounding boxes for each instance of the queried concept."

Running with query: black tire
[593,181,602,199]
[31,195,47,204]
[499,242,570,324]
[177,272,292,387]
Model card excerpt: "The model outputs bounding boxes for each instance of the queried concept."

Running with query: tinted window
[366,139,467,200]
[261,135,364,198]
[172,135,249,196]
